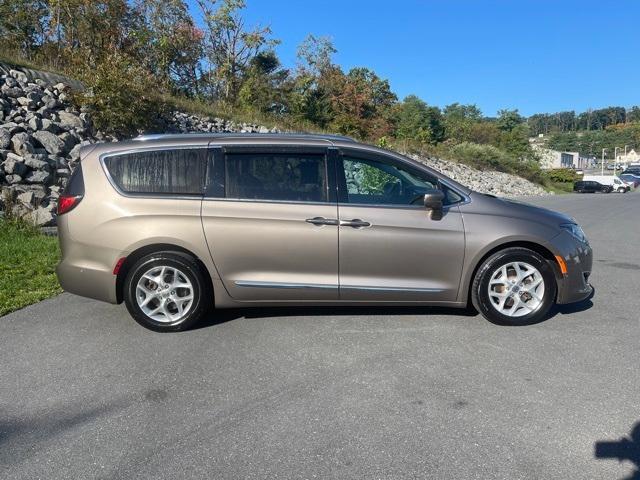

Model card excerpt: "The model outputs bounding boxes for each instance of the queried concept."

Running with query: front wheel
[471,247,557,326]
[123,252,210,332]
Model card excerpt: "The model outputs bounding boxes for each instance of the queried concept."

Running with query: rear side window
[104,148,208,195]
[225,153,327,202]
[65,164,85,196]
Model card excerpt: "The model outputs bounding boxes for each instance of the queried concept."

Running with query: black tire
[123,252,210,332]
[618,187,626,193]
[471,247,557,326]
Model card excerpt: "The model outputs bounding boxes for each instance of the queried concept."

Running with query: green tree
[237,50,289,114]
[77,51,168,136]
[496,109,524,132]
[0,0,47,57]
[395,95,443,144]
[132,0,204,94]
[196,0,279,103]
[442,103,483,142]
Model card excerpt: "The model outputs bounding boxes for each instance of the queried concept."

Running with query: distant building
[532,144,593,169]
[616,149,640,164]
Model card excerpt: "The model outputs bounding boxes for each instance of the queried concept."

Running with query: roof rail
[133,132,357,143]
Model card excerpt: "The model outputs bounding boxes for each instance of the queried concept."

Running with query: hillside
[0,68,549,226]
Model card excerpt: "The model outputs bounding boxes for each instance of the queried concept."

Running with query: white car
[582,175,630,193]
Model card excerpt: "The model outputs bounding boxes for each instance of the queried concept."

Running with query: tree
[395,95,443,144]
[496,109,524,132]
[47,0,132,68]
[237,50,289,114]
[325,67,397,140]
[296,34,336,76]
[196,0,279,103]
[442,103,483,142]
[132,0,204,94]
[0,0,47,57]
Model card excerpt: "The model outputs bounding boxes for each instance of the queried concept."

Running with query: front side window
[341,156,462,206]
[104,148,208,195]
[226,153,328,202]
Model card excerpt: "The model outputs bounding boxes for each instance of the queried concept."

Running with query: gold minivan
[56,134,593,331]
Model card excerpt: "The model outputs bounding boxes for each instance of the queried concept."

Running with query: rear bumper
[56,259,118,304]
[551,232,593,305]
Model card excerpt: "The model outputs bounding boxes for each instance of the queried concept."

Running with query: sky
[186,0,640,117]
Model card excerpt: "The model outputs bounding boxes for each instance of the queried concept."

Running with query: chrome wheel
[487,261,545,318]
[136,266,194,323]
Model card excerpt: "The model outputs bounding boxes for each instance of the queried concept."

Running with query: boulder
[0,128,10,149]
[5,174,23,184]
[3,157,28,177]
[32,130,65,156]
[24,170,52,185]
[24,154,50,171]
[23,207,55,227]
[58,111,84,130]
[10,132,34,155]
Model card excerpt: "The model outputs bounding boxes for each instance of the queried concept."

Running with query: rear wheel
[472,247,557,326]
[123,252,210,332]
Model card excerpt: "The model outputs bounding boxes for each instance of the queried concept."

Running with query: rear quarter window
[104,148,208,195]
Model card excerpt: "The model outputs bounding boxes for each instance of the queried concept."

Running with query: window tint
[64,164,85,196]
[104,148,208,195]
[226,153,327,202]
[341,157,462,206]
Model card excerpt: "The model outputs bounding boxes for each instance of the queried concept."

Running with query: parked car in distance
[582,175,630,193]
[619,173,640,189]
[573,180,612,193]
[55,133,593,331]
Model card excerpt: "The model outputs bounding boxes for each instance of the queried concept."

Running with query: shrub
[446,142,543,184]
[75,52,169,137]
[543,168,578,183]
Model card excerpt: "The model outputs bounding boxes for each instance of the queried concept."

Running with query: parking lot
[0,192,638,479]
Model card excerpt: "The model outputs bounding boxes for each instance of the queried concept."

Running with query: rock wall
[0,70,547,227]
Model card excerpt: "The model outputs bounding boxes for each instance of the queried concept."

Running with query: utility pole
[624,145,629,168]
[601,148,606,176]
[614,146,620,172]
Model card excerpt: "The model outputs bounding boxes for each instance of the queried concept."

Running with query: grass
[0,219,62,316]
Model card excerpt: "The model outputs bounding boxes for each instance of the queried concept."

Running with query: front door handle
[339,219,371,228]
[306,217,339,226]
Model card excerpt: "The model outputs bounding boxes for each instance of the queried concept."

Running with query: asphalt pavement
[1,192,639,479]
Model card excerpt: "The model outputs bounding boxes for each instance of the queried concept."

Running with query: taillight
[57,195,82,215]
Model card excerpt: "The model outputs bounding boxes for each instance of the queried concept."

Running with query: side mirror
[423,189,445,220]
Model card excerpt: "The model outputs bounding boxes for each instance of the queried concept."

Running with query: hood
[464,192,575,227]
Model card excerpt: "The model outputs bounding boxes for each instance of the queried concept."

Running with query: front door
[201,146,339,301]
[336,150,466,302]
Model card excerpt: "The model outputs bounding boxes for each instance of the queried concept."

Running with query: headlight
[561,223,588,244]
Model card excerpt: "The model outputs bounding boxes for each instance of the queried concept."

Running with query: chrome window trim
[202,197,335,206]
[99,145,210,199]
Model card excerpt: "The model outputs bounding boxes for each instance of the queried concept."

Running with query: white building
[616,149,640,164]
[533,144,593,170]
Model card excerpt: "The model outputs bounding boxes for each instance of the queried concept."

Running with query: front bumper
[551,231,593,304]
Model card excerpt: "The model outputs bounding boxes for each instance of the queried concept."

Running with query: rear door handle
[305,217,339,226]
[339,219,371,228]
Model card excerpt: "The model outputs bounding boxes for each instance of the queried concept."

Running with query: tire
[618,187,626,193]
[123,252,210,332]
[471,247,557,326]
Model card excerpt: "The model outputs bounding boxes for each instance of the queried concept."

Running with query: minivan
[56,134,593,331]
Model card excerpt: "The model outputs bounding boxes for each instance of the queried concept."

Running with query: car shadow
[193,304,479,330]
[595,421,640,479]
[192,286,595,330]
[547,285,596,319]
